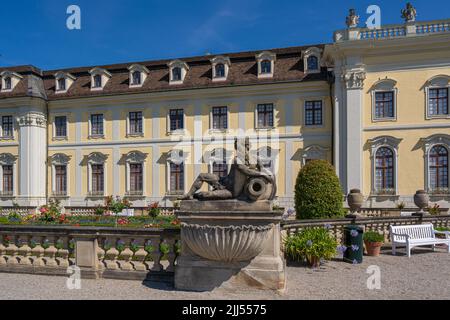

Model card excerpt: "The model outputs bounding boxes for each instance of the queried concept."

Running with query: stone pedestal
[74,237,101,279]
[174,200,286,292]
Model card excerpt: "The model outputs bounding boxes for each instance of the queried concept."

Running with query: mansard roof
[0,44,328,101]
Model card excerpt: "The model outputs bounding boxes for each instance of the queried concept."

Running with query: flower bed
[0,198,180,229]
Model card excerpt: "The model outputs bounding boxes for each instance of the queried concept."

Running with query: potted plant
[363,231,385,256]
[284,227,338,268]
[148,202,161,218]
[428,204,440,215]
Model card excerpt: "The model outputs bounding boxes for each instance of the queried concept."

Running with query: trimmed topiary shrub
[294,160,344,220]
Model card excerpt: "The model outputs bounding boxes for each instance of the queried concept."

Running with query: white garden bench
[390,224,450,258]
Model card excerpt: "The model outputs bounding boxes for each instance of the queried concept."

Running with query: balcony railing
[0,191,13,198]
[87,191,105,198]
[334,19,450,42]
[125,190,144,197]
[52,191,68,197]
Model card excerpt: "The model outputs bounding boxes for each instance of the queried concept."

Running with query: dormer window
[89,68,111,91]
[256,51,276,78]
[1,71,23,93]
[128,64,149,88]
[54,71,76,93]
[167,60,189,85]
[172,67,182,81]
[303,47,322,74]
[4,78,11,90]
[210,56,231,82]
[94,75,102,88]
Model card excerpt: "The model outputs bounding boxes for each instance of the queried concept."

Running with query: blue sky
[1,0,448,70]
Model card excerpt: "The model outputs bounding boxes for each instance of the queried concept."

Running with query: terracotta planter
[413,190,429,212]
[307,256,321,268]
[364,241,383,257]
[347,189,364,213]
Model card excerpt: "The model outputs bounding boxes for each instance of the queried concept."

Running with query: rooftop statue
[401,2,417,23]
[180,137,276,202]
[346,9,360,28]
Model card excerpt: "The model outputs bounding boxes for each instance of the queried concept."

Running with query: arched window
[375,147,394,193]
[307,56,319,71]
[215,64,225,78]
[429,145,448,191]
[260,60,272,74]
[132,71,141,85]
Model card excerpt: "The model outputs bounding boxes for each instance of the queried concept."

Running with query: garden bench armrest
[391,232,410,240]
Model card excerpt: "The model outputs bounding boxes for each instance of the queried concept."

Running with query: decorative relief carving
[342,69,366,89]
[50,153,71,165]
[17,112,47,128]
[0,153,17,165]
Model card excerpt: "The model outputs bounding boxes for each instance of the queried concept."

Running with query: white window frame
[255,102,276,130]
[424,75,450,120]
[167,108,186,135]
[256,51,276,79]
[367,136,402,196]
[0,115,15,140]
[54,72,76,94]
[210,56,231,82]
[52,114,69,140]
[303,99,325,128]
[89,68,112,91]
[50,154,71,197]
[87,152,108,197]
[126,110,145,137]
[88,112,106,139]
[302,47,322,74]
[370,79,398,122]
[167,60,189,85]
[0,153,17,197]
[128,64,149,88]
[0,71,22,93]
[125,151,148,196]
[209,106,230,133]
[421,134,450,194]
[166,150,189,195]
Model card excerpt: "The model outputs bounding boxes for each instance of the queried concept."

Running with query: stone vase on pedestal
[346,189,364,218]
[413,190,430,216]
[174,200,286,292]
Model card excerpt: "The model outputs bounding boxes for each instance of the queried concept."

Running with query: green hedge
[294,160,344,220]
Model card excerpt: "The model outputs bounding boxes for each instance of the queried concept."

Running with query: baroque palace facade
[0,13,449,210]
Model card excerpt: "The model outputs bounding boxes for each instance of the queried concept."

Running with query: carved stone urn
[346,189,364,218]
[182,223,273,262]
[413,190,430,215]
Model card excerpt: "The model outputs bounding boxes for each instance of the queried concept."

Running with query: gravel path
[0,247,449,300]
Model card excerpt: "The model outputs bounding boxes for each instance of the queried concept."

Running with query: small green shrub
[363,231,384,243]
[294,160,344,219]
[436,227,450,232]
[284,227,338,265]
[428,204,440,215]
[396,201,406,210]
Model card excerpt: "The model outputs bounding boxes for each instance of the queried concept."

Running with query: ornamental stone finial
[401,2,417,23]
[346,9,360,28]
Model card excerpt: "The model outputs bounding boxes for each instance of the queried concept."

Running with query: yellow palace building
[0,11,449,210]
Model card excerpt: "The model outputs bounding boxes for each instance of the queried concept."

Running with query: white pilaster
[17,110,47,207]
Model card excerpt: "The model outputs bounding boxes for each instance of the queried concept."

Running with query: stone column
[341,64,366,193]
[17,109,47,207]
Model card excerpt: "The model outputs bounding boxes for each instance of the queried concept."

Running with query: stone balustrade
[282,215,450,244]
[334,18,450,42]
[0,225,180,282]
